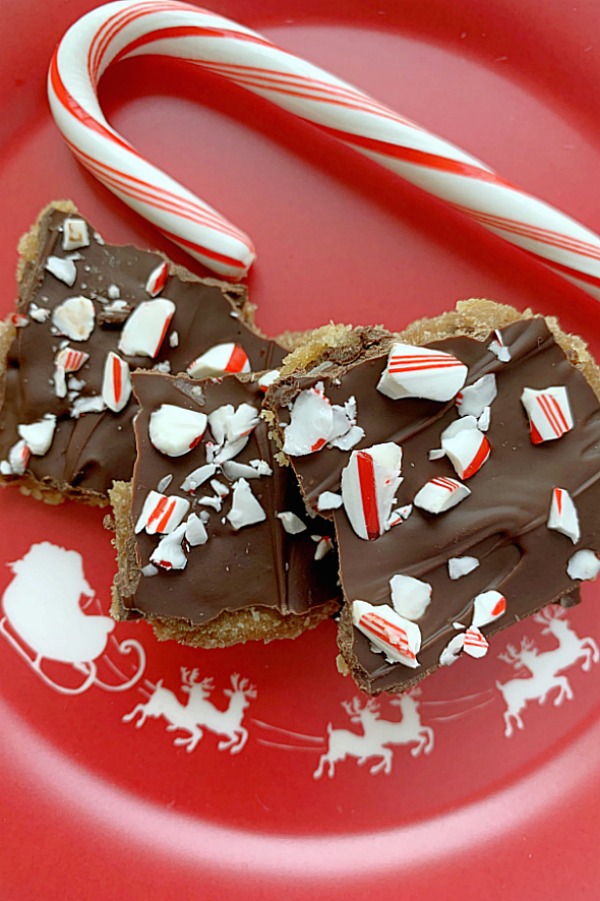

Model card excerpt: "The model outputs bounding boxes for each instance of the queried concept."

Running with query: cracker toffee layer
[269,317,600,693]
[0,205,286,500]
[115,371,339,632]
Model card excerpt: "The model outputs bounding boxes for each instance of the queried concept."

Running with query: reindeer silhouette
[376,689,435,757]
[313,697,393,779]
[123,669,256,753]
[532,607,599,674]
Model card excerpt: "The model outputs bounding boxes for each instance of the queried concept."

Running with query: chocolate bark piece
[110,370,340,648]
[267,300,600,694]
[0,202,286,505]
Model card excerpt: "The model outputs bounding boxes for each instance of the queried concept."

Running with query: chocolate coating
[124,371,339,625]
[272,319,600,692]
[0,207,285,497]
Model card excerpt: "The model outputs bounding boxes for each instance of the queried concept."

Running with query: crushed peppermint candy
[440,416,491,480]
[187,343,250,379]
[70,395,106,418]
[9,312,29,328]
[414,477,471,514]
[149,404,208,457]
[145,261,169,297]
[150,523,187,570]
[222,459,272,480]
[118,299,175,358]
[53,347,89,398]
[135,490,190,535]
[62,217,90,251]
[184,513,209,546]
[141,564,159,578]
[101,352,132,413]
[2,440,30,475]
[488,329,511,362]
[210,479,230,498]
[386,504,413,528]
[521,386,574,444]
[462,626,489,659]
[29,303,51,323]
[45,255,77,286]
[389,574,432,621]
[17,414,57,456]
[439,633,465,666]
[198,495,223,511]
[341,443,403,541]
[477,407,491,431]
[428,448,446,461]
[456,374,497,419]
[180,463,217,492]
[156,474,173,493]
[567,549,600,581]
[471,590,507,628]
[314,536,334,560]
[257,369,280,392]
[282,383,364,456]
[277,511,307,534]
[377,343,468,402]
[169,331,179,348]
[52,296,95,342]
[208,403,260,465]
[352,600,421,668]
[547,487,580,544]
[317,491,343,511]
[447,556,480,580]
[226,479,266,530]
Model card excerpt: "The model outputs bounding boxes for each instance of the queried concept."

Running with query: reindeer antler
[534,604,566,626]
[230,673,257,698]
[498,643,520,665]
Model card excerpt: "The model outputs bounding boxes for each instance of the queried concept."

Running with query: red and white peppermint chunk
[456,374,497,418]
[462,626,489,659]
[277,511,307,534]
[180,463,217,492]
[414,477,471,514]
[440,416,491,480]
[447,555,480,580]
[145,261,169,297]
[9,312,29,328]
[488,329,511,363]
[227,479,266,530]
[150,523,187,571]
[567,549,600,581]
[341,443,402,541]
[184,513,209,547]
[317,491,343,511]
[352,600,421,668]
[386,504,413,528]
[439,633,465,666]
[282,383,333,456]
[209,403,260,465]
[313,536,334,560]
[547,487,580,544]
[118,299,175,358]
[221,459,272,480]
[471,590,507,628]
[101,352,132,413]
[149,404,208,457]
[17,414,57,456]
[135,490,190,535]
[187,343,250,379]
[62,217,90,251]
[52,296,95,341]
[377,343,468,402]
[257,369,280,392]
[1,439,31,476]
[389,574,432,621]
[521,386,573,444]
[53,347,89,398]
[45,255,77,287]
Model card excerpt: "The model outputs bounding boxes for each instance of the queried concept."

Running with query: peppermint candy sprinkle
[180,463,217,492]
[567,549,600,582]
[439,633,465,666]
[52,296,95,341]
[377,343,468,402]
[226,479,266,530]
[282,383,363,456]
[1,439,31,476]
[150,523,187,570]
[455,374,497,418]
[277,511,307,534]
[488,329,511,362]
[463,626,489,659]
[471,590,507,628]
[118,299,175,358]
[389,574,432,621]
[187,343,250,379]
[521,386,573,444]
[135,490,190,535]
[45,255,77,286]
[62,217,89,251]
[17,414,57,456]
[352,600,421,668]
[145,261,169,297]
[149,404,208,457]
[414,477,471,514]
[341,443,402,541]
[440,416,491,480]
[547,487,581,544]
[101,352,132,413]
[184,513,209,547]
[53,347,89,398]
[447,556,480,580]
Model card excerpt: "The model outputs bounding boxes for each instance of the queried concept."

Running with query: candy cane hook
[49,0,600,293]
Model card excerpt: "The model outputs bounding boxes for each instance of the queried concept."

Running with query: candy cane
[49,0,600,292]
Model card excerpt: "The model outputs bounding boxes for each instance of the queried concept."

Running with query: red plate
[2,1,600,897]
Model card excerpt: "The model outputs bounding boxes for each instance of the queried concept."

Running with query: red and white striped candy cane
[49,0,600,291]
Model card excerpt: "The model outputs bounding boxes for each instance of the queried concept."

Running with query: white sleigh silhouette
[496,606,599,737]
[0,542,145,695]
[124,668,257,753]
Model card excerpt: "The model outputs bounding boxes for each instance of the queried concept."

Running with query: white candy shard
[226,478,266,530]
[488,329,511,363]
[428,448,445,461]
[414,477,471,514]
[257,369,280,392]
[17,415,57,456]
[477,407,491,431]
[187,342,250,378]
[156,474,173,493]
[62,217,90,250]
[377,343,468,402]
[209,403,260,464]
[277,511,307,534]
[53,347,89,398]
[118,298,175,358]
[317,491,343,511]
[341,443,402,540]
[29,303,51,323]
[567,549,600,581]
[145,261,169,297]
[352,600,421,668]
[547,487,581,544]
[210,479,230,498]
[328,396,364,450]
[314,536,333,560]
[282,383,333,456]
[222,459,272,480]
[180,463,216,492]
[184,513,209,547]
[45,255,77,286]
[5,440,30,475]
[9,312,29,328]
[471,590,507,628]
[150,523,187,571]
[149,404,208,457]
[70,395,106,418]
[389,574,432,621]
[198,495,222,512]
[386,504,413,528]
[169,331,179,348]
[135,490,190,535]
[455,374,497,418]
[448,556,480,580]
[439,633,465,666]
[101,351,132,413]
[463,626,489,659]
[440,416,491,480]
[521,386,573,444]
[52,296,95,341]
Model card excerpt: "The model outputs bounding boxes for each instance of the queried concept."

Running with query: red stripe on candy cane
[356,451,381,541]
